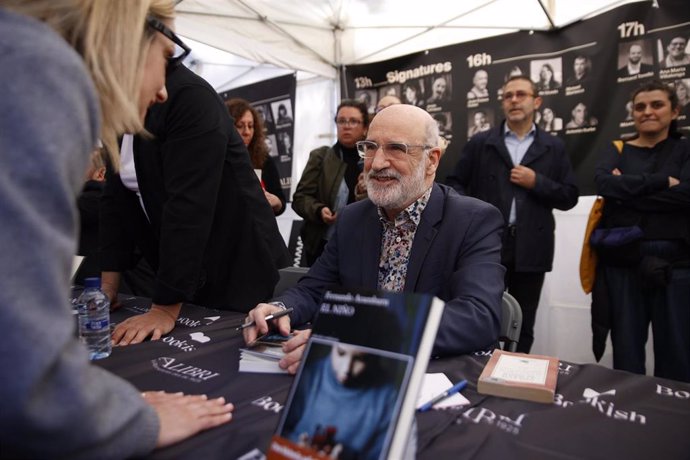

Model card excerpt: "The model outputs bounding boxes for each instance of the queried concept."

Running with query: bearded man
[243,104,505,372]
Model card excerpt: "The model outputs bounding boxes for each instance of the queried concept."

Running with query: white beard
[366,157,428,212]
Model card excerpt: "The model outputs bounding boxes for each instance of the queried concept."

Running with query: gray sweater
[0,8,158,459]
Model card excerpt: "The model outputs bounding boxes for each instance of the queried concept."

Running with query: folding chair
[500,292,523,352]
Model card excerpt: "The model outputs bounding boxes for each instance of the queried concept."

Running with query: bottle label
[85,318,109,331]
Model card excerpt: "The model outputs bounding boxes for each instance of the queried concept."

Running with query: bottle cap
[83,277,101,288]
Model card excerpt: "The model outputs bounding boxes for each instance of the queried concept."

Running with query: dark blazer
[291,145,346,258]
[100,65,289,312]
[261,155,286,215]
[617,63,654,77]
[277,183,505,356]
[447,123,579,272]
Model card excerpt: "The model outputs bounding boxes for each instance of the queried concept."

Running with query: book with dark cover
[477,349,559,404]
[267,289,444,460]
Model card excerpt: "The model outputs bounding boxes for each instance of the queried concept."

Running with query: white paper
[491,354,549,384]
[416,373,470,410]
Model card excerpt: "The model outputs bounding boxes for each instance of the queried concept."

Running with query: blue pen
[418,379,468,412]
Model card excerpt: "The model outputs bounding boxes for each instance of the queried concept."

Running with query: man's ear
[426,148,441,175]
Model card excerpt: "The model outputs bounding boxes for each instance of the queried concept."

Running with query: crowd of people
[2,1,689,457]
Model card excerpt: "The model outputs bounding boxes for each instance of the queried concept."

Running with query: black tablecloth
[97,298,690,459]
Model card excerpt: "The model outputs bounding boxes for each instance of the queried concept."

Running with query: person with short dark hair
[592,79,690,382]
[566,55,591,86]
[618,43,653,77]
[292,99,370,265]
[447,75,579,354]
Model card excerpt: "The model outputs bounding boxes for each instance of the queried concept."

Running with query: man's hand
[279,329,311,374]
[112,303,182,346]
[264,190,282,212]
[612,168,622,176]
[669,176,680,187]
[320,207,337,225]
[142,391,233,448]
[242,303,291,345]
[510,165,537,189]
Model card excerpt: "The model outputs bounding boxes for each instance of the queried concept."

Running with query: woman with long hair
[536,63,561,91]
[593,79,690,382]
[0,1,233,456]
[226,98,286,214]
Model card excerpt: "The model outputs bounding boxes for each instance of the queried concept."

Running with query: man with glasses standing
[244,104,505,372]
[447,76,578,354]
[292,100,370,265]
[100,24,289,345]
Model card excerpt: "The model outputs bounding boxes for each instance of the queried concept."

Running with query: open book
[267,289,444,460]
[477,349,559,404]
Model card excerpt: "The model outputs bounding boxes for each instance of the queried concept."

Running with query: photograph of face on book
[279,340,409,460]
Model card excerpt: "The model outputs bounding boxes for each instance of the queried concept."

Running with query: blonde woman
[0,1,233,457]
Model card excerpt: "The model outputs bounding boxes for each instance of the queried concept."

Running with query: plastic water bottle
[76,277,112,360]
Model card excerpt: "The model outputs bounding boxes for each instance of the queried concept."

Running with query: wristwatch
[269,301,288,311]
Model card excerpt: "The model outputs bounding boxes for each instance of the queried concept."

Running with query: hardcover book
[267,288,444,460]
[477,349,559,404]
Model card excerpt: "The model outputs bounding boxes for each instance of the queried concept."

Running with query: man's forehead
[504,79,530,91]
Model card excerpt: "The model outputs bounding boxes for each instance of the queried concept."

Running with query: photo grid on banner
[343,0,690,195]
[220,74,297,201]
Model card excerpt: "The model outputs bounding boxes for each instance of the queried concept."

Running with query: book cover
[267,289,444,460]
[477,349,559,404]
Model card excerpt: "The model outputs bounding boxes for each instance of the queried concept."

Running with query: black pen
[236,307,293,331]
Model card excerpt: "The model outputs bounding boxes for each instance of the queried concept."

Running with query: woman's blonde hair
[1,0,175,167]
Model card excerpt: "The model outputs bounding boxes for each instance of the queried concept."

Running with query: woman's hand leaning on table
[142,391,234,448]
[112,302,182,346]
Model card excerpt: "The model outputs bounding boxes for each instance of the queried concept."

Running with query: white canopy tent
[176,0,649,86]
[175,0,661,370]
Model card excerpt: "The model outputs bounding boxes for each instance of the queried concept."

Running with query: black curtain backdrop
[342,0,690,195]
[220,74,297,200]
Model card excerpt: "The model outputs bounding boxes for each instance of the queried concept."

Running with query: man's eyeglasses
[502,91,534,102]
[335,118,363,127]
[355,140,430,159]
[146,17,191,73]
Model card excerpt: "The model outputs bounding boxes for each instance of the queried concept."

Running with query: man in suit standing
[447,76,579,353]
[618,43,654,77]
[244,104,506,371]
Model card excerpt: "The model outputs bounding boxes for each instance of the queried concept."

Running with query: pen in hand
[236,307,294,331]
[417,379,468,412]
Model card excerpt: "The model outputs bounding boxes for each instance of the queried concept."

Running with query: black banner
[343,0,690,195]
[220,74,297,200]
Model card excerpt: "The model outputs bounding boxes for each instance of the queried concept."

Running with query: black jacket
[100,66,289,311]
[447,123,579,272]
